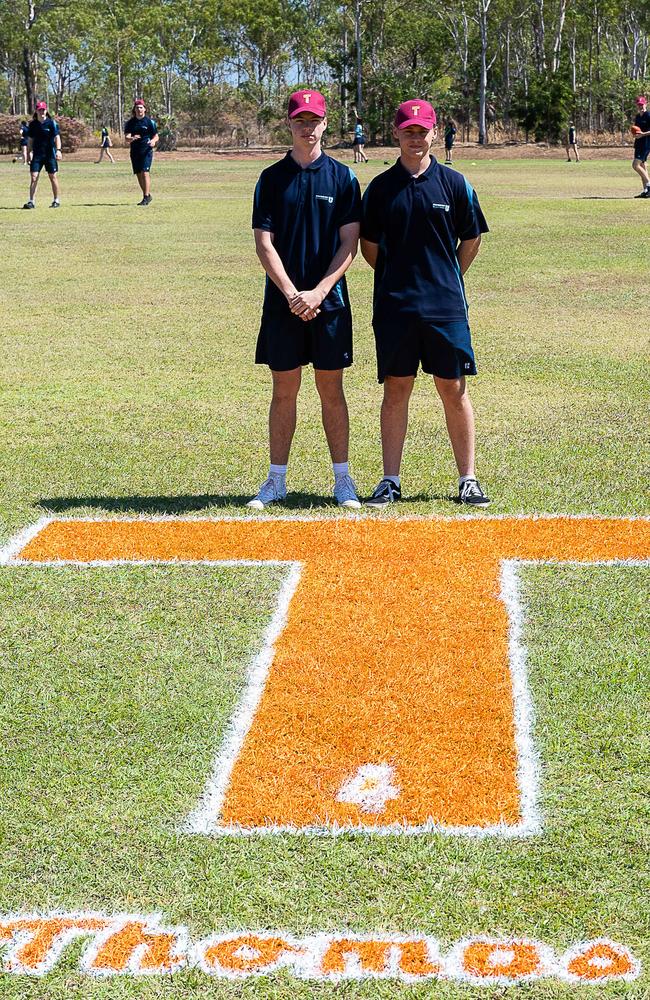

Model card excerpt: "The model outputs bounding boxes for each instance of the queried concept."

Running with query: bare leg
[29,171,39,201]
[380,376,415,475]
[633,158,650,189]
[48,172,59,200]
[433,375,475,478]
[96,148,104,163]
[107,149,115,163]
[141,171,151,196]
[314,368,349,463]
[269,367,301,465]
[137,172,147,196]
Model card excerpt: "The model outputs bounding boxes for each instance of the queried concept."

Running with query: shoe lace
[462,479,481,498]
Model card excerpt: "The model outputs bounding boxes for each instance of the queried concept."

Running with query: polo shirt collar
[286,150,327,172]
[395,155,438,182]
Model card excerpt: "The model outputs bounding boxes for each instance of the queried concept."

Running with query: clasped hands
[288,287,326,322]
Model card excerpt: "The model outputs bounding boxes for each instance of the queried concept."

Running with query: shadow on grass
[39,492,455,515]
[577,196,637,200]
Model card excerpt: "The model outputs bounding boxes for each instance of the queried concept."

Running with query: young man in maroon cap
[631,96,650,198]
[23,101,62,209]
[361,98,491,507]
[248,89,362,510]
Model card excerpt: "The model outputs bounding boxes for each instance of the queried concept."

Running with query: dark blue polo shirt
[361,157,488,322]
[27,117,59,156]
[252,152,361,313]
[124,115,158,152]
[634,110,650,157]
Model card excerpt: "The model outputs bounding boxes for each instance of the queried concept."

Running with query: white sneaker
[246,476,287,510]
[334,474,361,509]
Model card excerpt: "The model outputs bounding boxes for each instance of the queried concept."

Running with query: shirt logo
[316,195,334,203]
[432,202,450,212]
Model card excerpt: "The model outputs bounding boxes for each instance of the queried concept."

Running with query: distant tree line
[0,0,648,144]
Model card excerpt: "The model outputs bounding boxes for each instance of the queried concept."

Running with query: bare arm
[360,238,379,269]
[254,228,300,303]
[456,235,481,275]
[289,222,360,318]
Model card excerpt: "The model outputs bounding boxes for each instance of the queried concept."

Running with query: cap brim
[289,107,325,118]
[397,118,435,129]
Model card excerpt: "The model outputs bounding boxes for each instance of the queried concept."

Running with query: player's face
[135,105,146,119]
[289,112,327,146]
[36,108,47,121]
[394,124,437,157]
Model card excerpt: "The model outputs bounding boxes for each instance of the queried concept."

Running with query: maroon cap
[394,99,437,129]
[133,98,146,107]
[636,95,647,106]
[288,90,326,118]
[35,101,47,110]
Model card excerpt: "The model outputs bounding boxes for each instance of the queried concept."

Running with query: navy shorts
[373,318,476,383]
[256,307,353,371]
[633,138,650,162]
[131,149,153,173]
[31,153,57,174]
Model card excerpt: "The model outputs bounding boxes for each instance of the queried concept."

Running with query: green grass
[0,155,648,996]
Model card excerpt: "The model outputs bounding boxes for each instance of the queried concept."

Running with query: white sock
[384,475,400,487]
[333,462,349,479]
[459,475,477,486]
[269,464,287,482]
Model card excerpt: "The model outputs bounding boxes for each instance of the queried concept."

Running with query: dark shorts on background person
[373,317,477,382]
[633,138,650,162]
[30,154,57,174]
[256,308,353,371]
[131,149,153,174]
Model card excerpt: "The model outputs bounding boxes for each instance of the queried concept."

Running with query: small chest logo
[316,194,334,204]
[432,202,450,212]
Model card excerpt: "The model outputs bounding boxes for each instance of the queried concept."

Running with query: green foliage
[513,74,573,142]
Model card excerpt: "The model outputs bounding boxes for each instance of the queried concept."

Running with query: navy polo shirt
[252,152,361,313]
[634,111,650,155]
[361,157,488,322]
[27,117,59,156]
[124,116,158,152]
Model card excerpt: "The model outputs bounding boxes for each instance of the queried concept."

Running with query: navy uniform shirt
[634,110,650,154]
[568,125,577,144]
[361,157,488,323]
[27,117,59,156]
[123,115,158,152]
[252,152,361,313]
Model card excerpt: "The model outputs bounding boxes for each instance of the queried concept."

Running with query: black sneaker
[23,200,35,209]
[137,197,148,206]
[458,478,491,506]
[634,190,650,198]
[366,478,402,507]
[144,194,152,204]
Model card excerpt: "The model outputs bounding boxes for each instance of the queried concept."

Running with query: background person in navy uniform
[96,125,115,164]
[565,122,579,162]
[24,102,62,209]
[248,88,362,511]
[124,99,158,204]
[361,98,491,508]
[13,121,30,165]
[444,117,457,164]
[631,95,650,198]
[352,118,369,163]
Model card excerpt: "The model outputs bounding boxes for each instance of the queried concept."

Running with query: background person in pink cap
[361,98,490,508]
[631,96,650,198]
[247,89,362,511]
[23,101,62,209]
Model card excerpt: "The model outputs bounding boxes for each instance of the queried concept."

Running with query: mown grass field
[0,154,648,998]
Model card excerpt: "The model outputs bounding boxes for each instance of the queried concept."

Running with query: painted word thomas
[0,914,640,984]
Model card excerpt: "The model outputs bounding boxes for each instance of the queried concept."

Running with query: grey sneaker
[246,476,287,510]
[333,474,361,509]
[458,478,491,506]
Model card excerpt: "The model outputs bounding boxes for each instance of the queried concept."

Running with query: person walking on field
[96,126,115,164]
[444,117,457,164]
[248,89,362,510]
[631,96,650,198]
[566,122,579,162]
[13,121,30,165]
[124,99,158,205]
[353,118,369,163]
[360,99,491,508]
[23,102,62,209]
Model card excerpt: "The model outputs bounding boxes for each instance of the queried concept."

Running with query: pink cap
[35,101,47,110]
[288,90,327,118]
[394,99,437,129]
[636,95,647,106]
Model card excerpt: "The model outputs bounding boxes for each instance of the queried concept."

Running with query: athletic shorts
[373,317,476,383]
[20,139,28,147]
[101,139,110,148]
[256,307,353,371]
[444,142,454,151]
[31,153,57,174]
[633,138,650,162]
[131,149,153,174]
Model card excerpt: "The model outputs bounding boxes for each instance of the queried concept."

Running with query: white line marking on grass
[0,516,53,565]
[182,560,302,835]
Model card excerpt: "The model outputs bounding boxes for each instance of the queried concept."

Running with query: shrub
[0,113,91,153]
